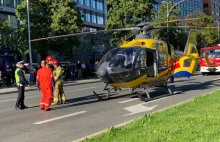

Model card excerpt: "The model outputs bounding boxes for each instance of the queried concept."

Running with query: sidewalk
[0,78,101,95]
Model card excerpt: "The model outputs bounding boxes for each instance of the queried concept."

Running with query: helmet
[52,59,58,65]
[46,56,53,63]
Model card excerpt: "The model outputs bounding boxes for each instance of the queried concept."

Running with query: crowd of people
[15,56,66,111]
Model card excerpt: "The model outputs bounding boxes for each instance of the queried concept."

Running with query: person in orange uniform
[52,59,66,105]
[36,60,55,111]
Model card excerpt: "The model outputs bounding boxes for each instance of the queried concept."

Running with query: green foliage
[186,12,217,49]
[106,0,155,46]
[16,0,83,58]
[0,20,10,31]
[153,2,187,51]
[0,20,18,50]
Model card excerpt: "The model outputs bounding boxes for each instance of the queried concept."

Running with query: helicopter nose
[98,66,107,77]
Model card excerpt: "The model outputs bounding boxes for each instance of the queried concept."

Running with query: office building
[74,0,107,31]
[0,0,21,30]
[155,0,202,18]
[203,0,220,21]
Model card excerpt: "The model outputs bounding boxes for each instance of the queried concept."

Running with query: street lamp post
[27,0,33,65]
[215,21,219,42]
[161,0,186,42]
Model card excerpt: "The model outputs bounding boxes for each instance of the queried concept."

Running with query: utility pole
[27,0,33,65]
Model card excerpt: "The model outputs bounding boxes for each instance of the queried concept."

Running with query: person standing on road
[52,59,66,105]
[15,61,29,110]
[36,60,55,111]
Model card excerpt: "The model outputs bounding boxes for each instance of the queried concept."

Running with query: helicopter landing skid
[137,85,173,102]
[93,87,122,101]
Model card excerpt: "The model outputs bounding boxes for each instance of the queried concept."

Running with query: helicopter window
[97,48,120,67]
[135,50,147,69]
[158,52,168,73]
[190,46,197,54]
[108,47,140,69]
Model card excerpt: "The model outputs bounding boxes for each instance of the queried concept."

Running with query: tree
[0,20,18,50]
[186,11,217,49]
[153,2,187,51]
[16,0,83,58]
[106,0,155,46]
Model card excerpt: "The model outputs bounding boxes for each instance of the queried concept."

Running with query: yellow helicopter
[31,18,213,101]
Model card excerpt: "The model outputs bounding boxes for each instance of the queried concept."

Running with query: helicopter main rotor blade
[31,27,140,42]
[154,18,200,25]
[154,26,218,29]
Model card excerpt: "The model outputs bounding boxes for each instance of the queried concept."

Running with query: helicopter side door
[133,49,157,78]
[145,49,157,77]
[157,51,169,77]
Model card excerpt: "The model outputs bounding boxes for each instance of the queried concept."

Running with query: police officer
[15,61,29,110]
[52,59,66,105]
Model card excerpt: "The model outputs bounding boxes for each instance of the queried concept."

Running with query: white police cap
[17,60,24,65]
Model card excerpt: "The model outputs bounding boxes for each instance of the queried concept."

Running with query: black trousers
[16,85,25,107]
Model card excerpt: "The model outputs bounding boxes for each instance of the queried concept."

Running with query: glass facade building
[155,0,202,18]
[0,0,22,29]
[74,0,107,31]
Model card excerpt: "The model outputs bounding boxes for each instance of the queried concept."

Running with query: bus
[200,45,220,75]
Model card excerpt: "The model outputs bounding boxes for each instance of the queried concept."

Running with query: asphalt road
[0,72,220,142]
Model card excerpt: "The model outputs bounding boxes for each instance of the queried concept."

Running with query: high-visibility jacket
[15,68,26,84]
[36,66,54,89]
[53,66,63,83]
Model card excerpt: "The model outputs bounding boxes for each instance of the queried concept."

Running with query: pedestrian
[77,60,82,79]
[52,59,66,105]
[81,61,86,79]
[36,60,55,111]
[15,61,29,110]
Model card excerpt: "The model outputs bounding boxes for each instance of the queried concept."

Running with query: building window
[91,0,96,8]
[212,3,215,8]
[212,10,215,15]
[3,0,15,8]
[96,0,103,11]
[81,10,85,21]
[85,11,91,22]
[79,0,84,5]
[203,3,208,8]
[85,0,90,6]
[92,12,96,23]
[97,13,103,24]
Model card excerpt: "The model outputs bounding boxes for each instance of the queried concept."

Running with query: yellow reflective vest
[53,66,63,83]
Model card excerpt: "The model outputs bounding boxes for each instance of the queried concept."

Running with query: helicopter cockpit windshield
[108,47,139,70]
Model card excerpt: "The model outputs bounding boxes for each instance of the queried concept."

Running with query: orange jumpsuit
[36,66,55,111]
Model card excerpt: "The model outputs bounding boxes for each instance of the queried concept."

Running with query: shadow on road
[51,78,220,111]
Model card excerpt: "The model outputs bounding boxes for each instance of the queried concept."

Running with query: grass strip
[82,90,220,142]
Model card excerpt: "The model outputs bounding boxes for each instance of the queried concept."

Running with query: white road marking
[0,98,17,102]
[34,111,87,125]
[211,77,220,81]
[118,98,139,104]
[123,104,158,116]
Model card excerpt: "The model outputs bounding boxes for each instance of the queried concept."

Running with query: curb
[0,80,101,95]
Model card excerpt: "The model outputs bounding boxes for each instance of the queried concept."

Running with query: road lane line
[0,98,17,102]
[34,111,87,125]
[118,98,139,104]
